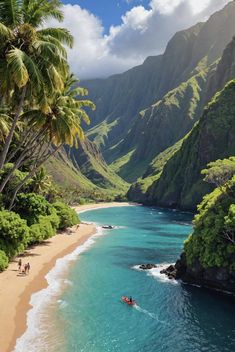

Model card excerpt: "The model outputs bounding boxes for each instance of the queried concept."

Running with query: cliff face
[83,1,235,177]
[128,37,235,207]
[162,175,235,294]
[143,79,235,210]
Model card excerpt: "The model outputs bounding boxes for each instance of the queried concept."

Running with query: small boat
[122,296,136,306]
[102,225,114,229]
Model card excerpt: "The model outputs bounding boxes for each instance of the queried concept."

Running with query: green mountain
[128,35,235,208]
[46,138,129,200]
[83,1,235,183]
[136,79,235,209]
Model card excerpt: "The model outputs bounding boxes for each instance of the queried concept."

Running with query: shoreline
[73,201,139,213]
[0,202,134,352]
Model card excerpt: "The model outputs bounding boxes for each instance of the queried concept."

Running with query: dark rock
[164,252,235,294]
[139,264,157,270]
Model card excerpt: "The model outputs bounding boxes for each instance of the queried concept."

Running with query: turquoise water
[58,206,235,352]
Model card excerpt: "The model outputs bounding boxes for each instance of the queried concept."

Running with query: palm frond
[37,27,73,48]
[6,47,29,88]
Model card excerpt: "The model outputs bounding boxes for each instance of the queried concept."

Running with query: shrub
[29,211,60,244]
[184,175,235,270]
[53,201,80,230]
[0,210,29,258]
[0,250,9,271]
[15,193,54,226]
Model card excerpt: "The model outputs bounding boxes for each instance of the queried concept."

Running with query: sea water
[15,205,235,352]
[57,206,235,352]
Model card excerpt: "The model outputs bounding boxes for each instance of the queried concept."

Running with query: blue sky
[47,0,231,78]
[62,0,150,32]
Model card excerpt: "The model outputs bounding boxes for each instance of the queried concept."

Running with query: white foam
[57,299,68,309]
[148,264,179,285]
[133,264,179,285]
[14,226,104,352]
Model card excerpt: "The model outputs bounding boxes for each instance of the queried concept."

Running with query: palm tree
[7,75,95,208]
[0,0,73,169]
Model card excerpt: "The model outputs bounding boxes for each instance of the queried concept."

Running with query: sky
[46,0,232,79]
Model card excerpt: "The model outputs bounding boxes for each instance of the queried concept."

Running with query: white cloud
[46,0,231,79]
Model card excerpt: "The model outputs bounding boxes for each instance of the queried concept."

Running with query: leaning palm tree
[7,75,95,208]
[0,0,73,169]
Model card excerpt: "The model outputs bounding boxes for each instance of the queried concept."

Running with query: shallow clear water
[58,206,235,352]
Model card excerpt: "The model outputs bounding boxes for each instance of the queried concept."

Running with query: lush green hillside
[142,79,235,210]
[46,139,129,202]
[163,173,235,293]
[127,139,184,202]
[83,1,235,181]
[113,69,209,181]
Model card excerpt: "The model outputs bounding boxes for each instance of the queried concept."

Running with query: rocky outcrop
[139,264,157,270]
[162,253,235,294]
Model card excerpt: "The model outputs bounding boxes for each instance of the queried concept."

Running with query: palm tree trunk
[8,145,61,210]
[0,127,49,193]
[0,85,27,169]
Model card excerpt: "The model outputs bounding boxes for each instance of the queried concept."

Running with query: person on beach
[27,263,30,274]
[18,259,22,272]
[23,263,28,275]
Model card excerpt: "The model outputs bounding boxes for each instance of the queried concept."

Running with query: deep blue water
[58,206,235,352]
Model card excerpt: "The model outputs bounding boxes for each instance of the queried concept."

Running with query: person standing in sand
[27,263,31,274]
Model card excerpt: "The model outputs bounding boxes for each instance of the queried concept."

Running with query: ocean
[15,205,235,352]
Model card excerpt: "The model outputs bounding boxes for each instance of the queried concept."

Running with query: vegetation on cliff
[137,79,235,209]
[83,2,235,182]
[184,171,235,271]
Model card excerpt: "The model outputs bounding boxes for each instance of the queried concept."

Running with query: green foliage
[145,79,235,209]
[14,193,54,225]
[0,163,30,196]
[0,210,29,258]
[202,157,235,188]
[0,250,8,271]
[53,201,79,230]
[184,175,235,270]
[29,213,59,244]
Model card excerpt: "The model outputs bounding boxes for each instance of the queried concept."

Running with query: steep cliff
[83,1,235,177]
[128,36,235,205]
[143,79,235,210]
[162,175,235,294]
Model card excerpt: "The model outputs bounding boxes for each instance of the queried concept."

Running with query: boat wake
[134,305,168,325]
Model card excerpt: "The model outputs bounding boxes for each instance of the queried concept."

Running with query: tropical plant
[0,210,29,258]
[201,157,235,189]
[53,201,79,229]
[4,74,95,208]
[0,250,9,271]
[184,175,235,270]
[0,0,73,169]
[14,192,54,225]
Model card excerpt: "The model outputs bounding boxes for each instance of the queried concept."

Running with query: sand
[73,201,136,213]
[0,202,134,352]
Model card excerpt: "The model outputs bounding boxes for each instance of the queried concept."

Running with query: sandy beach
[0,202,133,352]
[73,201,137,213]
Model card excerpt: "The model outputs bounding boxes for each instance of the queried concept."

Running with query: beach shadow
[22,252,40,257]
